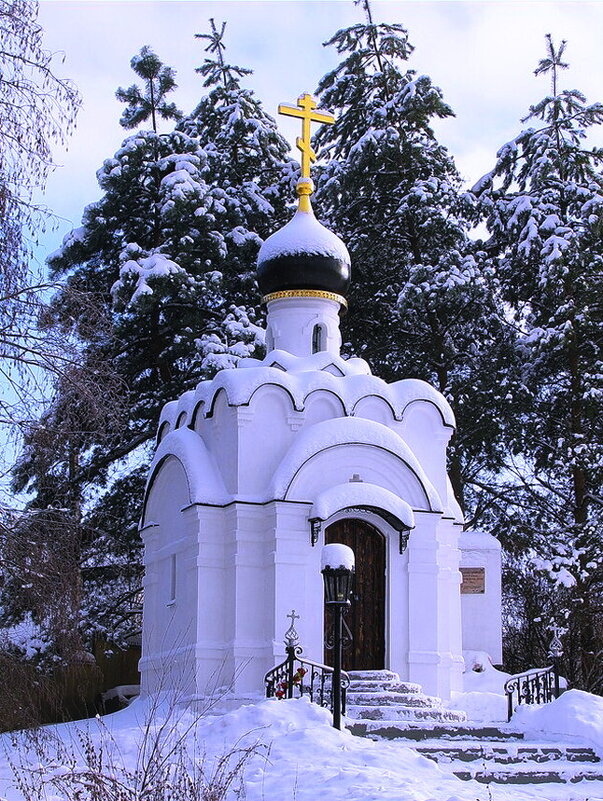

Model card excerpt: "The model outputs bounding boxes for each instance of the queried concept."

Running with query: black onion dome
[257,207,351,298]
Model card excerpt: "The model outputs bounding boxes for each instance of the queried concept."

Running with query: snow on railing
[504,664,562,722]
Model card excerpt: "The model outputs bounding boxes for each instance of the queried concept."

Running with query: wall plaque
[460,567,485,594]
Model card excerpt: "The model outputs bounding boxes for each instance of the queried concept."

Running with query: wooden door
[324,518,386,670]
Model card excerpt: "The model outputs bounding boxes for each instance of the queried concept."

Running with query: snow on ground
[513,690,603,756]
[448,689,508,723]
[0,693,602,801]
[448,651,574,728]
[447,650,511,722]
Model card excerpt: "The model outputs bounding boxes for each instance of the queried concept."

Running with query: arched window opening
[312,324,325,354]
[168,553,177,604]
[157,421,170,444]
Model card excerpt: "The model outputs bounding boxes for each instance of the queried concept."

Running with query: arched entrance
[324,518,386,670]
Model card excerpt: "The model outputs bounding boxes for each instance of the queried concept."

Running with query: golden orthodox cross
[278,93,334,179]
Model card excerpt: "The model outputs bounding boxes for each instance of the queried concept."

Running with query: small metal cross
[548,624,564,659]
[284,609,300,647]
[550,623,564,638]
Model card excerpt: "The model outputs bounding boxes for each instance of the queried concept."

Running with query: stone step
[453,764,603,785]
[347,680,423,694]
[346,690,441,708]
[348,721,525,741]
[417,743,600,765]
[346,669,401,682]
[347,707,468,724]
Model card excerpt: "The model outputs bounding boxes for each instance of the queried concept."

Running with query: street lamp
[321,543,355,730]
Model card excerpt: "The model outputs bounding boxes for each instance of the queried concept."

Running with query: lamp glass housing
[322,566,354,606]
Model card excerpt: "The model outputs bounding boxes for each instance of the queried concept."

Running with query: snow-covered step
[348,708,469,724]
[347,669,400,682]
[453,762,603,785]
[345,668,467,726]
[359,728,603,785]
[348,721,523,740]
[348,680,423,694]
[416,742,600,765]
[346,690,442,708]
[346,670,422,694]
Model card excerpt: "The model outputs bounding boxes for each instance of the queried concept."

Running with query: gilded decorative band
[262,289,347,308]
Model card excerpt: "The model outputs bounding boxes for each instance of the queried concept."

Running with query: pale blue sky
[37,0,603,264]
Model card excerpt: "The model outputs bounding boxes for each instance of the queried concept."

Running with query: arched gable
[272,417,442,511]
[247,382,297,414]
[445,475,464,524]
[303,389,346,426]
[142,428,228,524]
[402,398,451,433]
[352,394,396,425]
[191,400,206,432]
[396,378,456,427]
[142,454,190,531]
[156,420,171,445]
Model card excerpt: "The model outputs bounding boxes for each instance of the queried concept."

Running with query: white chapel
[138,95,502,706]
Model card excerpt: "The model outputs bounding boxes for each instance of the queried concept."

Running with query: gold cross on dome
[278,93,334,179]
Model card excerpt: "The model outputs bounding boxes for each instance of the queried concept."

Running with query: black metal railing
[265,644,350,715]
[504,664,561,722]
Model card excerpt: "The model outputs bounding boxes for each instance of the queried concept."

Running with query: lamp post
[321,543,355,730]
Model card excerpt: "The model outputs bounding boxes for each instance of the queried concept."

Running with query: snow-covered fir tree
[177,17,296,331]
[10,24,292,653]
[116,45,182,132]
[313,1,518,512]
[472,35,603,691]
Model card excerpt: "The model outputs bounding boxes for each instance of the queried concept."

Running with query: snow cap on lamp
[321,543,355,571]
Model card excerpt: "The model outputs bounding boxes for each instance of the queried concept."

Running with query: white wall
[459,530,503,665]
[141,355,473,703]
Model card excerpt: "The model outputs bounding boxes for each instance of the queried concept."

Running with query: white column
[194,505,229,699]
[407,511,459,699]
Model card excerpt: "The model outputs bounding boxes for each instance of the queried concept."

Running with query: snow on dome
[258,207,350,265]
[321,543,355,571]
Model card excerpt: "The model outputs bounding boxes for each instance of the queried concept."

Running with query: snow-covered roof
[459,529,501,550]
[445,476,464,525]
[146,427,229,508]
[147,414,441,513]
[258,207,350,264]
[157,349,455,433]
[310,483,415,529]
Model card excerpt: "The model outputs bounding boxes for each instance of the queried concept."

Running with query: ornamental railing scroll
[264,610,350,715]
[504,665,561,722]
[324,605,353,654]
